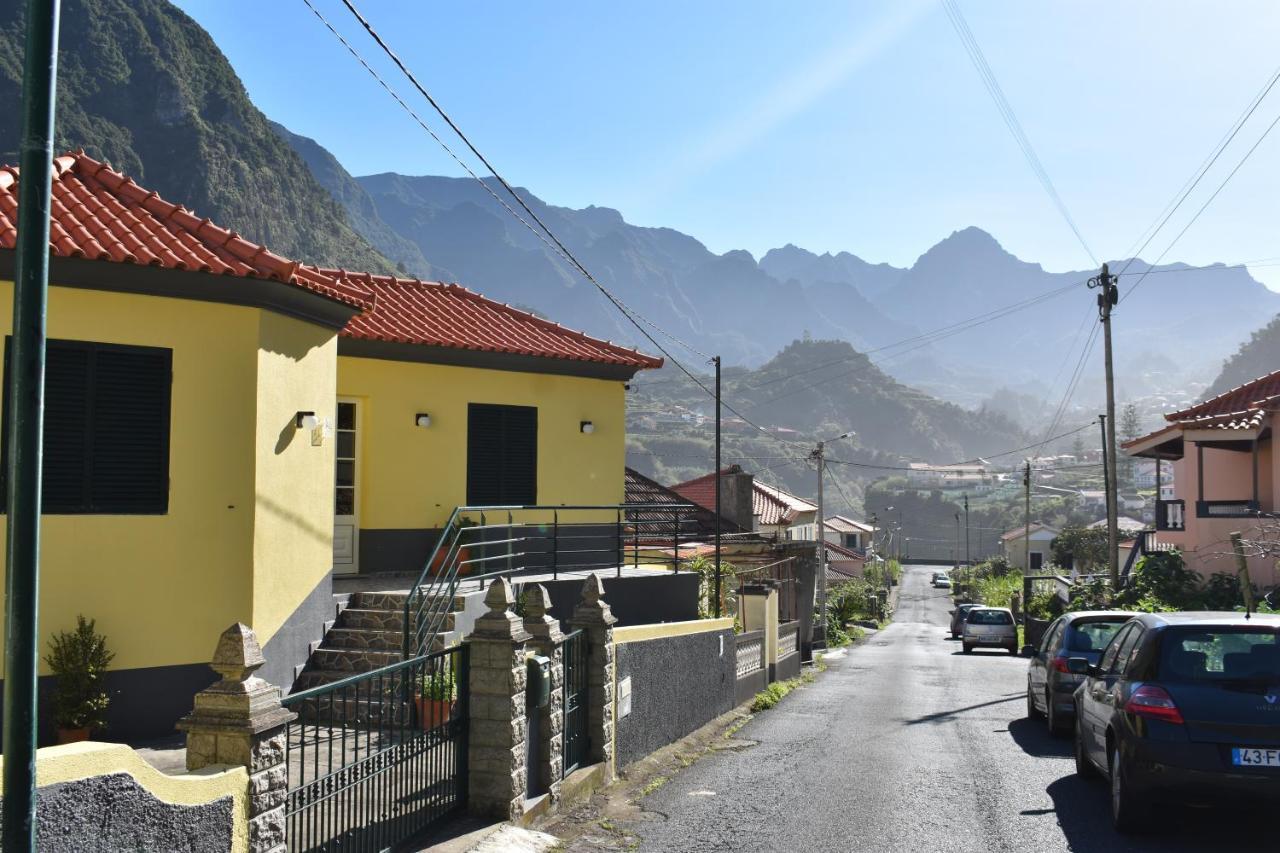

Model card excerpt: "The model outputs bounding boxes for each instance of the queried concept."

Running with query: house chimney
[719,465,755,531]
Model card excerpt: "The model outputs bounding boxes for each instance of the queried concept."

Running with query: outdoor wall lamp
[415,413,432,428]
[296,411,319,430]
[580,420,594,434]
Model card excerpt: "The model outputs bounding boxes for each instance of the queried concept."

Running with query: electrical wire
[305,0,815,457]
[941,0,1097,266]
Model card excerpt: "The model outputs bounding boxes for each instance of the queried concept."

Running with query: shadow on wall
[256,491,334,548]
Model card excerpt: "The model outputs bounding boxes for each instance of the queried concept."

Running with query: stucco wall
[252,312,338,689]
[337,355,626,536]
[0,283,259,673]
[0,741,248,853]
[613,620,736,769]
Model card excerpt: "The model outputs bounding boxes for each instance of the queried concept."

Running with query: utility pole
[1089,263,1121,588]
[713,356,721,618]
[5,2,60,850]
[963,493,970,567]
[1023,460,1031,574]
[954,512,960,569]
[812,440,826,646]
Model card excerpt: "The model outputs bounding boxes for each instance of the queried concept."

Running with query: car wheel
[1046,692,1068,737]
[1007,644,1018,655]
[1074,715,1096,779]
[1027,685,1043,720]
[1110,747,1149,833]
[962,643,973,654]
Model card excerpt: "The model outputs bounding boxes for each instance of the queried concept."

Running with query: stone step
[324,627,404,652]
[336,608,457,633]
[348,590,470,612]
[309,647,403,675]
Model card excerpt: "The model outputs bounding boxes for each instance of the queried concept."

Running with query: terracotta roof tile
[1166,371,1280,423]
[0,152,370,310]
[671,467,814,528]
[331,270,662,369]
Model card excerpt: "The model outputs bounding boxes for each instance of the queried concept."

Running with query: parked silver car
[1026,611,1136,735]
[962,607,1018,654]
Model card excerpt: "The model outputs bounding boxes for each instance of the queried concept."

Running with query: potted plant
[428,517,477,577]
[413,668,457,730]
[45,615,114,744]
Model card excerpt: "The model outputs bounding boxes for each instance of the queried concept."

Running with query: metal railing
[403,504,699,657]
[281,645,468,853]
[561,628,588,777]
[1155,498,1186,531]
[1196,499,1260,518]
[730,557,800,623]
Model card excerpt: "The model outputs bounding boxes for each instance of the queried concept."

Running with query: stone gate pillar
[522,583,565,802]
[567,574,617,777]
[178,623,296,853]
[466,578,533,819]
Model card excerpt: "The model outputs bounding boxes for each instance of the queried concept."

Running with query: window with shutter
[467,403,537,505]
[1,339,172,514]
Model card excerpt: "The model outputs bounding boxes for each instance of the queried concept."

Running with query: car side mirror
[1020,644,1037,657]
[948,610,956,616]
[1066,657,1091,675]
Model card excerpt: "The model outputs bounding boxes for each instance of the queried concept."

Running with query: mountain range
[4,0,1276,426]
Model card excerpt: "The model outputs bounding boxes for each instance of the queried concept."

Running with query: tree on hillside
[1205,313,1280,399]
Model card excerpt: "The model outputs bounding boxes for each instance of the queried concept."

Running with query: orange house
[1124,370,1280,589]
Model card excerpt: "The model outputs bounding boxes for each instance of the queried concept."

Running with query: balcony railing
[1155,499,1185,531]
[1195,499,1260,519]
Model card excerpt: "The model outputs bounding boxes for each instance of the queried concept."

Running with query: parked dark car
[1070,612,1280,832]
[1026,611,1135,735]
[950,602,978,639]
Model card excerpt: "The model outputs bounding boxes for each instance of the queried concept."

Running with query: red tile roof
[0,152,369,309]
[671,467,815,528]
[2,153,661,370]
[1125,369,1280,449]
[332,271,663,369]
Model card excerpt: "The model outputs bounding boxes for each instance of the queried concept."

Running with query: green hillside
[0,0,394,273]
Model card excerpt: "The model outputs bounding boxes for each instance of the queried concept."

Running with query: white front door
[333,399,359,574]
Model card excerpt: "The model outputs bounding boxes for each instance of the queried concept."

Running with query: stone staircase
[291,590,477,694]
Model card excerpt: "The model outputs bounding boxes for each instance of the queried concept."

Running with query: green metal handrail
[402,503,695,659]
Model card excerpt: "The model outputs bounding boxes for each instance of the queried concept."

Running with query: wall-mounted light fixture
[296,411,319,430]
[580,420,594,434]
[415,413,432,428]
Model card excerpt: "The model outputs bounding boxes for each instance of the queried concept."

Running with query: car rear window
[1157,628,1280,682]
[968,610,1013,625]
[1067,620,1127,653]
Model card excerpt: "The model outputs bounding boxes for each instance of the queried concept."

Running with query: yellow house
[328,271,661,573]
[0,153,663,739]
[0,153,365,739]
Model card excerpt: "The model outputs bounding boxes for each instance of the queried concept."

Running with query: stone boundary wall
[0,742,248,853]
[613,618,735,769]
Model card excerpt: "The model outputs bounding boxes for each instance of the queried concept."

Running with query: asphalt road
[631,565,1274,852]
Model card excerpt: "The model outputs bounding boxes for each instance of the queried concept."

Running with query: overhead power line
[305,0,817,457]
[941,0,1097,266]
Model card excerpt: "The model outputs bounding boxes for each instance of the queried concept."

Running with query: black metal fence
[280,645,468,853]
[562,628,588,776]
[404,504,699,657]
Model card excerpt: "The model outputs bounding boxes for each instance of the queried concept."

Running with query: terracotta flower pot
[429,546,472,577]
[57,727,91,745]
[413,696,453,730]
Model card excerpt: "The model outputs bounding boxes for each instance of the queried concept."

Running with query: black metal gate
[562,629,588,776]
[281,645,468,852]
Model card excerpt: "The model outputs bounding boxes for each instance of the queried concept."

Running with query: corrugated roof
[0,152,369,309]
[335,271,662,369]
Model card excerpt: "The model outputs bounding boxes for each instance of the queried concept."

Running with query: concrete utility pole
[963,493,970,567]
[813,439,826,645]
[1089,264,1121,588]
[713,356,721,617]
[1023,460,1031,573]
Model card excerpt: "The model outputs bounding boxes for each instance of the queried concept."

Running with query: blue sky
[175,1,1280,286]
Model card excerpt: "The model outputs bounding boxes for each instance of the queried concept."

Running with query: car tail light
[1123,684,1184,725]
[1052,656,1071,674]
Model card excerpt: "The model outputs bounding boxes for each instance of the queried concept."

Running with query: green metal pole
[4,2,59,850]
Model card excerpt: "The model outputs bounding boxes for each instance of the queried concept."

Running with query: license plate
[1232,747,1280,768]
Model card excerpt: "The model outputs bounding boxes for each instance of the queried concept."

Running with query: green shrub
[45,615,114,731]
